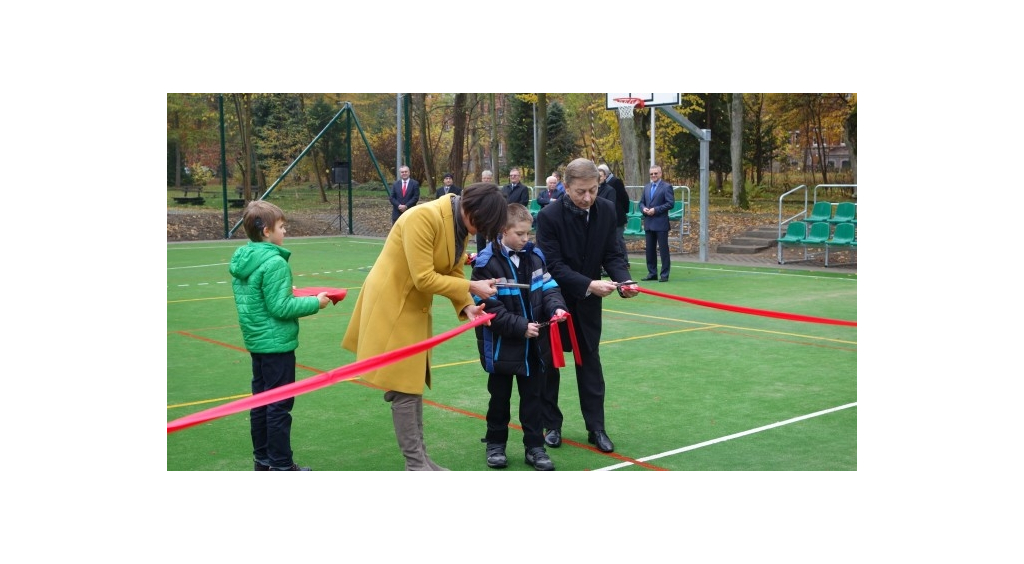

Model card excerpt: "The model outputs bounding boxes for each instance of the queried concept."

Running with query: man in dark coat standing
[389,165,420,223]
[435,172,461,198]
[535,158,639,453]
[598,163,630,266]
[501,167,531,207]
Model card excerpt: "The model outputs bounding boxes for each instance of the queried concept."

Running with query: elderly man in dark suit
[389,165,420,223]
[535,158,639,453]
[639,164,674,282]
[501,167,530,207]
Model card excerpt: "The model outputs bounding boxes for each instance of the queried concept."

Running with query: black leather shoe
[544,429,562,448]
[588,430,615,453]
[486,443,508,468]
[642,275,657,281]
[659,277,669,282]
[254,461,270,471]
[525,447,555,471]
[269,463,312,471]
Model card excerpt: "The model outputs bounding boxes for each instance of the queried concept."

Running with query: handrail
[777,183,857,264]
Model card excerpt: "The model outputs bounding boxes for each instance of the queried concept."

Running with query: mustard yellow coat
[342,195,474,394]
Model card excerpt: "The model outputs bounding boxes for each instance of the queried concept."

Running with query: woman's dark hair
[461,182,507,242]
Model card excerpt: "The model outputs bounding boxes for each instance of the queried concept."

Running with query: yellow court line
[168,296,233,304]
[605,308,857,346]
[169,393,249,410]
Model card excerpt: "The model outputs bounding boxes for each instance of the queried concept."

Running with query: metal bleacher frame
[777,184,857,265]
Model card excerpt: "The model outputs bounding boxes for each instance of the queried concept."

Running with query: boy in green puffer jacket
[229,201,331,471]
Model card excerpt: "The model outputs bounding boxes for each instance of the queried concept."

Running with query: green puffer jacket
[229,242,321,354]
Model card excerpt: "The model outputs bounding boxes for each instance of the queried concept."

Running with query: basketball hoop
[613,97,645,119]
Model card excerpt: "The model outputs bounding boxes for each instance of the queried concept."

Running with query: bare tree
[489,94,498,178]
[617,107,642,185]
[412,93,435,188]
[730,93,747,208]
[449,94,467,187]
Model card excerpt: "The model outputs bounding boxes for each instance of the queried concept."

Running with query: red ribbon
[548,312,582,368]
[167,313,496,434]
[292,287,347,305]
[636,287,856,327]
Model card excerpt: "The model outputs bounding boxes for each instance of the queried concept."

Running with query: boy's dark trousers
[485,367,545,449]
[249,351,296,470]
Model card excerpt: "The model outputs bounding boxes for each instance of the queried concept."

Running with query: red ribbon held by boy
[547,311,581,368]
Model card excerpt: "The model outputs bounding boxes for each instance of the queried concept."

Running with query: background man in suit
[537,175,559,208]
[639,165,674,282]
[389,165,420,223]
[501,167,530,207]
[436,172,461,198]
[535,158,639,453]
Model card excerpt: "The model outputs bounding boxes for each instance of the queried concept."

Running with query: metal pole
[699,129,711,262]
[219,94,229,239]
[396,94,403,172]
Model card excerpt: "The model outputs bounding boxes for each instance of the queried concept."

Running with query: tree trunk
[468,93,480,180]
[232,94,255,200]
[174,141,182,188]
[489,94,498,177]
[449,94,467,187]
[619,113,641,185]
[730,93,747,208]
[413,94,434,189]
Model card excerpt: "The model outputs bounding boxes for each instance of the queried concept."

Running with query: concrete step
[746,227,782,238]
[730,236,778,247]
[716,225,779,254]
[716,244,769,254]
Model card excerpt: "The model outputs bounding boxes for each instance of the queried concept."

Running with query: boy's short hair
[505,202,533,228]
[242,200,285,242]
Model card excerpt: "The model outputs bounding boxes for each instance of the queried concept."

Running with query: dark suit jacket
[606,174,629,227]
[597,181,616,210]
[502,182,530,207]
[535,197,630,352]
[390,178,420,222]
[536,187,559,207]
[639,179,674,232]
[435,184,462,198]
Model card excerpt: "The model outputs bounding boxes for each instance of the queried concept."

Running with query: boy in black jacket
[472,203,567,471]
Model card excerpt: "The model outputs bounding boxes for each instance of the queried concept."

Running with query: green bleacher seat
[623,215,644,236]
[803,201,832,224]
[828,202,856,225]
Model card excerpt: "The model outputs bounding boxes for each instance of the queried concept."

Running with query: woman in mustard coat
[342,183,508,470]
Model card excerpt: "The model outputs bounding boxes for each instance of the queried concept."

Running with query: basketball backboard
[606,93,680,110]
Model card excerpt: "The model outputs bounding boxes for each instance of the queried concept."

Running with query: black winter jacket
[471,239,567,377]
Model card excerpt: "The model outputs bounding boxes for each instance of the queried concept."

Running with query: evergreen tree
[545,101,576,171]
[506,95,533,176]
[668,94,732,190]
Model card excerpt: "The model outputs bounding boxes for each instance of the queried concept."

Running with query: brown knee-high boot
[416,396,449,471]
[385,390,432,471]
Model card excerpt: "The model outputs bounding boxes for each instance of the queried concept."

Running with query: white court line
[594,402,857,471]
[671,264,857,282]
[168,262,229,270]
